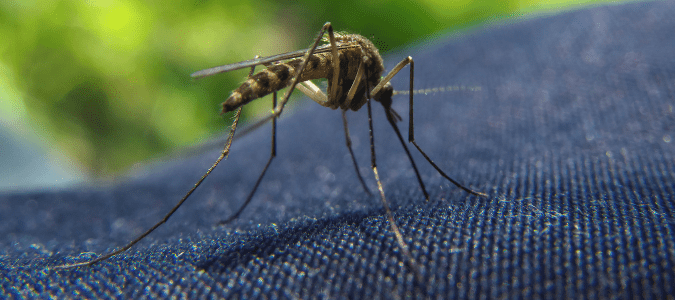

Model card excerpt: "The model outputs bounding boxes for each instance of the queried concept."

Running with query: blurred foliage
[0,0,618,179]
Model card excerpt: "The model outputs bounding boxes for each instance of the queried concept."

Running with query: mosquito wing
[191,43,358,79]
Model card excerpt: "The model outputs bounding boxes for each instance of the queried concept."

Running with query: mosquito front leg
[397,57,486,197]
[369,57,430,200]
[380,107,430,201]
[370,56,413,99]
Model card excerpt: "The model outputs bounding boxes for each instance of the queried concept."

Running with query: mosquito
[54,23,487,280]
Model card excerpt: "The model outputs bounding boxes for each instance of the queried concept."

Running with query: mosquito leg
[52,55,266,269]
[370,56,413,98]
[296,80,328,106]
[341,109,371,195]
[53,107,244,269]
[381,109,430,201]
[403,59,487,198]
[235,21,337,158]
[216,23,336,223]
[217,91,278,225]
[219,56,276,224]
[273,22,334,118]
[344,54,366,108]
[294,23,341,107]
[242,23,336,133]
[326,22,340,103]
[296,58,370,195]
[248,55,260,77]
[372,56,485,197]
[365,73,425,287]
[366,96,424,286]
[362,56,429,200]
[409,140,486,197]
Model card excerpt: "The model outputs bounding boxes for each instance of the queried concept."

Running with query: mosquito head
[373,82,402,122]
[373,82,394,107]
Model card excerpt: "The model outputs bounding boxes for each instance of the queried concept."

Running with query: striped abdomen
[221,53,334,114]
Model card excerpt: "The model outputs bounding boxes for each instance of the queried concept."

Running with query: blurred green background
[0,0,620,190]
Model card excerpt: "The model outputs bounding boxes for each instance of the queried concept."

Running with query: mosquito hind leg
[273,22,336,117]
[53,107,245,269]
[51,56,270,269]
[217,23,340,224]
[217,56,278,225]
[245,22,337,133]
[217,91,278,225]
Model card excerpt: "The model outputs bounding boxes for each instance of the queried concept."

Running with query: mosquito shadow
[196,209,376,274]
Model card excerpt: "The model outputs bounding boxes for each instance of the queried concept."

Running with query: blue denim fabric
[2,1,674,298]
